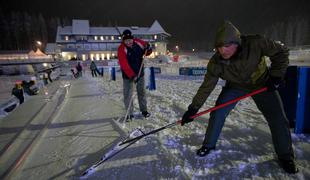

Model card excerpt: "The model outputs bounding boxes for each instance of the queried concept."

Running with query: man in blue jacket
[118,29,152,120]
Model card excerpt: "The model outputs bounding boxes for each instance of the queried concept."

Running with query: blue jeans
[203,87,294,160]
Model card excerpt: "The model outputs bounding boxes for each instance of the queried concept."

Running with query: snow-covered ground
[2,70,310,180]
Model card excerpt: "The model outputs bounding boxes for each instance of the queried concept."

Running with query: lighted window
[112,53,115,57]
[96,54,100,60]
[101,54,105,60]
[100,36,104,40]
[90,54,94,60]
[94,36,98,40]
[67,55,71,60]
[154,35,157,40]
[65,36,69,41]
[118,36,122,40]
[155,52,158,56]
[107,54,110,60]
[82,54,86,61]
[155,43,158,47]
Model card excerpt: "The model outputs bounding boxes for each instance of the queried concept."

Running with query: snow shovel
[119,87,268,145]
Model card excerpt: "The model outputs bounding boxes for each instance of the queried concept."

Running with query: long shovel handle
[176,87,268,124]
[121,87,267,145]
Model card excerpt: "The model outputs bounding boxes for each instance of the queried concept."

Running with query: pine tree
[10,11,23,50]
[38,13,48,50]
[23,12,32,49]
[0,8,12,49]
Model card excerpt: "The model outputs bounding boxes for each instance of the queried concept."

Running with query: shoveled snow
[8,71,310,180]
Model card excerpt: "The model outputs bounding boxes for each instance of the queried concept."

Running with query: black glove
[265,76,285,92]
[133,76,140,83]
[181,106,199,126]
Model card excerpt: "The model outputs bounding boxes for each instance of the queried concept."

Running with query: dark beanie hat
[122,29,134,40]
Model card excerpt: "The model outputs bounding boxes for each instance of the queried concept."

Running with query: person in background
[181,21,298,174]
[117,29,152,120]
[90,61,98,77]
[76,62,83,77]
[12,80,24,104]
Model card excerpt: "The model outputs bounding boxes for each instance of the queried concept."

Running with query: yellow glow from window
[82,54,86,61]
[154,35,157,40]
[90,54,94,60]
[107,54,110,60]
[155,43,158,47]
[94,36,98,40]
[111,36,114,40]
[118,36,122,40]
[101,54,105,60]
[100,36,104,40]
[155,52,158,56]
[112,53,115,57]
[65,36,69,41]
[96,54,100,60]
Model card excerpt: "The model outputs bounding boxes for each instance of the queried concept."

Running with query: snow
[1,69,309,180]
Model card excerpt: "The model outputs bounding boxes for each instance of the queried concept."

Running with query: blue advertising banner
[179,67,207,76]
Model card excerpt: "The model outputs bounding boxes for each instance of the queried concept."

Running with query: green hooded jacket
[189,21,289,110]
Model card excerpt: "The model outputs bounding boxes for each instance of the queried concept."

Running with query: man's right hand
[181,107,199,126]
[133,76,139,83]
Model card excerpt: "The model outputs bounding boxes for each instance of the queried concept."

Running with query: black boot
[278,159,299,174]
[196,145,215,157]
[126,114,134,121]
[142,111,150,118]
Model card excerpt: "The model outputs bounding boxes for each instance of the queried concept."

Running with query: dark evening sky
[1,0,310,49]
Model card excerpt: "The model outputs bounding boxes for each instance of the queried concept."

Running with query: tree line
[0,9,309,51]
[0,9,71,51]
[264,16,310,48]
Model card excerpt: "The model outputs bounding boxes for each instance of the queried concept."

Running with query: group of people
[116,21,298,174]
[71,60,104,78]
[90,61,104,77]
[71,62,83,78]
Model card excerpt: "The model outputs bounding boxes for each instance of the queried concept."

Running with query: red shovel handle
[177,87,268,124]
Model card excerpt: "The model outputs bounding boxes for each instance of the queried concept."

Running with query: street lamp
[36,41,42,46]
[35,41,42,51]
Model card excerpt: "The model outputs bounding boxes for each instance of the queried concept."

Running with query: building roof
[90,27,120,35]
[57,19,170,37]
[72,20,90,35]
[148,20,170,36]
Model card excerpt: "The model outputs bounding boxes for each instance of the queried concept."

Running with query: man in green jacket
[181,21,298,174]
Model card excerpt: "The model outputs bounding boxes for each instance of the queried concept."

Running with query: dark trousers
[91,70,97,77]
[203,87,294,160]
[122,77,147,115]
